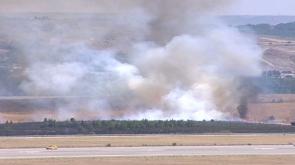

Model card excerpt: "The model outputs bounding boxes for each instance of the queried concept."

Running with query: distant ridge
[221,15,295,26]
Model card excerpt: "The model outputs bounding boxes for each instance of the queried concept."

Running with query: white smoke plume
[0,0,262,121]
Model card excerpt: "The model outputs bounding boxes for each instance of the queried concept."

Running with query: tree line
[0,119,294,136]
[252,75,295,94]
[239,22,295,38]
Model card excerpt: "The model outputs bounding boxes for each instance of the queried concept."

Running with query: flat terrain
[0,145,294,159]
[248,102,295,122]
[0,134,294,149]
[0,135,294,164]
[1,155,295,165]
[248,93,295,123]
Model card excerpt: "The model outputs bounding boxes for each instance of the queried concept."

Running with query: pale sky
[0,0,294,15]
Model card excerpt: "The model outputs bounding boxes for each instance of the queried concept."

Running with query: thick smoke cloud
[0,0,262,121]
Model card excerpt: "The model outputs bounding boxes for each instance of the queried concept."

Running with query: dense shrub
[0,119,294,136]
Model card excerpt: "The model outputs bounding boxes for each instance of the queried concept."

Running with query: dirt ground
[248,102,295,122]
[247,94,295,123]
[0,155,294,165]
[0,134,294,149]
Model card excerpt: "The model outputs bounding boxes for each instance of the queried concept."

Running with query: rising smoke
[0,0,262,121]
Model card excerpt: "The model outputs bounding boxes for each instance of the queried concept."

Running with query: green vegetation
[251,71,295,94]
[0,119,295,136]
[256,77,295,93]
[239,22,295,38]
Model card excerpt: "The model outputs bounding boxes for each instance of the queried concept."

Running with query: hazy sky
[0,0,294,15]
[226,0,295,15]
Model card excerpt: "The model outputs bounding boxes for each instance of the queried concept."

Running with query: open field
[248,102,295,122]
[1,155,295,165]
[0,134,295,149]
[247,94,295,123]
[0,145,294,159]
[1,135,295,165]
[255,94,295,103]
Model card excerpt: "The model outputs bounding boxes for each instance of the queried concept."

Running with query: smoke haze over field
[0,0,229,13]
[0,0,262,121]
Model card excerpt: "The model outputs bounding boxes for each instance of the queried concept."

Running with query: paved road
[0,145,295,159]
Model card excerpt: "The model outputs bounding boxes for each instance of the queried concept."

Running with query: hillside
[258,36,295,71]
[221,15,295,26]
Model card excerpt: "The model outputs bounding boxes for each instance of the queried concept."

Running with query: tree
[70,118,76,123]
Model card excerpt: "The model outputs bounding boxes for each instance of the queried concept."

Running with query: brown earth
[1,155,295,165]
[247,94,295,123]
[248,102,295,123]
[0,135,294,149]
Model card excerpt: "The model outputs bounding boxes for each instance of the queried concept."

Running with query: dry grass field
[256,94,295,103]
[248,102,295,122]
[0,155,295,165]
[0,134,294,149]
[247,94,295,123]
